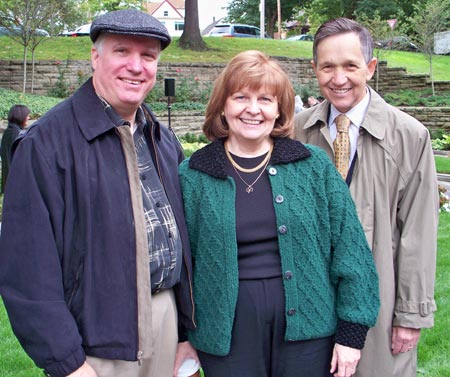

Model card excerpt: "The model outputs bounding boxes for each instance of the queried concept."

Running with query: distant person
[0,9,195,377]
[294,94,304,113]
[295,18,439,377]
[307,96,320,107]
[178,50,380,377]
[1,104,30,194]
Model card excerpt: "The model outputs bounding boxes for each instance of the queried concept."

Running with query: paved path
[438,173,450,192]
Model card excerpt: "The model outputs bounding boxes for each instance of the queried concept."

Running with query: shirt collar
[329,87,371,128]
[134,107,146,132]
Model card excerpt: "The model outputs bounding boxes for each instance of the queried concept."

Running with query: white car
[60,23,91,37]
[285,34,314,41]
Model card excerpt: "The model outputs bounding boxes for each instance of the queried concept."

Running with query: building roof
[145,0,185,14]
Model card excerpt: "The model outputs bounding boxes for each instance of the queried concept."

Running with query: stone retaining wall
[158,107,450,136]
[0,58,449,137]
[1,107,449,137]
[0,59,449,96]
[398,107,450,134]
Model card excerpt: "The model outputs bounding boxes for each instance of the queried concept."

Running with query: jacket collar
[302,86,387,141]
[189,137,312,179]
[72,78,161,142]
[361,87,388,140]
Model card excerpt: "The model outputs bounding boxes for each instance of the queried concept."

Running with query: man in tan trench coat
[294,18,439,377]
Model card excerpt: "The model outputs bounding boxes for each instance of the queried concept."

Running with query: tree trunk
[178,0,207,51]
[429,53,435,96]
[31,49,36,93]
[22,45,28,94]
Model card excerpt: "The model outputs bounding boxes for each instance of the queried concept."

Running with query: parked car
[60,23,91,37]
[285,34,314,41]
[375,36,419,52]
[208,24,262,38]
[0,26,49,37]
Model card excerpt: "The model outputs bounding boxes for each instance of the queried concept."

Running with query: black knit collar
[188,137,312,179]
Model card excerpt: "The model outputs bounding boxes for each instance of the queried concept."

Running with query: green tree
[356,11,391,91]
[0,0,67,93]
[304,0,343,29]
[356,0,399,19]
[305,0,426,32]
[84,0,143,14]
[58,0,92,31]
[410,0,450,94]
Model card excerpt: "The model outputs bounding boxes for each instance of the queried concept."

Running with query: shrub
[292,82,321,104]
[179,133,209,157]
[179,133,208,144]
[146,74,213,104]
[0,88,62,120]
[439,185,450,213]
[432,134,450,151]
[47,61,71,98]
[382,90,450,107]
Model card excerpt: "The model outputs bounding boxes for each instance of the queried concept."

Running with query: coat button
[287,308,296,316]
[284,271,293,280]
[278,225,287,234]
[268,167,277,175]
[275,195,284,203]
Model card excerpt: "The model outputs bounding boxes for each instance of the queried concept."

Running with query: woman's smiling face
[224,86,279,147]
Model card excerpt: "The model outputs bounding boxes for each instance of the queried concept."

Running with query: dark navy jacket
[0,79,195,376]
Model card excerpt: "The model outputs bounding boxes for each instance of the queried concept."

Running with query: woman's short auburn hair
[203,50,295,140]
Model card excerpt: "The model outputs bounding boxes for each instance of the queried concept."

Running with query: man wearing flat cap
[0,9,196,377]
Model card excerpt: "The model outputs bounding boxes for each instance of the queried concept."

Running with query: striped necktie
[333,114,351,179]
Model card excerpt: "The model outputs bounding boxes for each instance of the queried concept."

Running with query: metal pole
[164,78,175,131]
[260,0,265,39]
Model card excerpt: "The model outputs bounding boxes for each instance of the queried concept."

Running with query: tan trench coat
[294,87,439,377]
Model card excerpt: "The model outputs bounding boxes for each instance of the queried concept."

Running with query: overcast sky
[197,0,230,30]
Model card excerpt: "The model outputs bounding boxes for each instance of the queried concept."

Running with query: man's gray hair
[313,18,374,65]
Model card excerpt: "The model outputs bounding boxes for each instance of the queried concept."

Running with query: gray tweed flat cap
[90,9,171,50]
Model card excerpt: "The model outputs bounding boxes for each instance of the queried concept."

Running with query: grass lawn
[1,36,450,81]
[417,212,450,376]
[1,213,449,375]
[435,155,450,174]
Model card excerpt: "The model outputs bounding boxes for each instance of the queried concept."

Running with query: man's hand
[330,344,361,377]
[66,362,98,377]
[391,326,421,355]
[173,341,200,377]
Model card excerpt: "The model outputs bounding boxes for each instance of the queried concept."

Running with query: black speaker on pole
[165,78,175,97]
[164,78,175,130]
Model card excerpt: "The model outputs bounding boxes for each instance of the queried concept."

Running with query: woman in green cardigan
[176,50,379,377]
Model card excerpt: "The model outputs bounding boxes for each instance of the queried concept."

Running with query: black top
[225,152,282,280]
[1,122,22,194]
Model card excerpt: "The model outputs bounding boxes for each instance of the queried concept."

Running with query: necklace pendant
[246,186,254,194]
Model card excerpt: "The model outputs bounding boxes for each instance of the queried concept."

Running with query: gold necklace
[226,146,272,193]
[224,142,273,173]
[231,158,270,194]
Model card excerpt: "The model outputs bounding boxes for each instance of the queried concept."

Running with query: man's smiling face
[91,33,160,120]
[313,32,377,113]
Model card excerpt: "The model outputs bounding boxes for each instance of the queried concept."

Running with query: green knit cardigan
[179,137,379,356]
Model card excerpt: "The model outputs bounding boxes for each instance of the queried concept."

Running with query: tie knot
[335,114,350,133]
